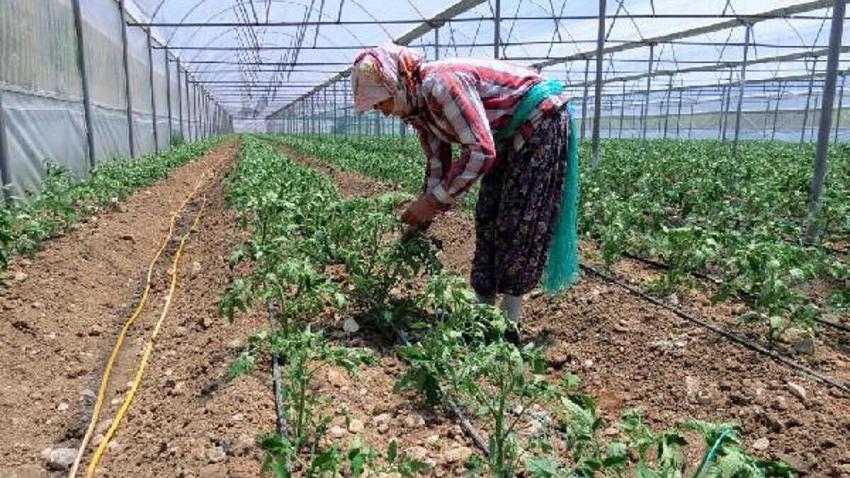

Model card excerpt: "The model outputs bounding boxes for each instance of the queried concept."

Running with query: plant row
[272,134,849,338]
[0,137,222,278]
[220,135,791,477]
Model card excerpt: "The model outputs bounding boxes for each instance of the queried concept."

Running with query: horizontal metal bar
[158,41,832,51]
[128,13,836,28]
[532,0,835,68]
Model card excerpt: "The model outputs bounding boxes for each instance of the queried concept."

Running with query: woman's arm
[422,71,497,205]
[416,128,451,194]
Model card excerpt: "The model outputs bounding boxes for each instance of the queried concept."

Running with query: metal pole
[590,0,606,168]
[717,84,726,140]
[675,88,683,138]
[733,23,752,152]
[185,73,191,141]
[688,104,694,139]
[801,57,818,144]
[772,81,782,140]
[434,27,440,60]
[663,75,673,139]
[618,82,626,139]
[164,49,173,145]
[71,0,96,170]
[805,0,846,243]
[176,58,183,140]
[0,93,11,205]
[191,82,197,140]
[493,0,501,59]
[642,43,655,140]
[146,29,159,154]
[581,58,590,140]
[721,70,733,142]
[118,0,135,157]
[835,74,845,142]
[811,92,820,142]
[332,83,338,136]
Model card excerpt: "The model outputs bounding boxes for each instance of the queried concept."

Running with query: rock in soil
[751,437,770,451]
[329,425,347,438]
[348,418,364,433]
[786,382,807,402]
[40,447,77,470]
[207,445,227,463]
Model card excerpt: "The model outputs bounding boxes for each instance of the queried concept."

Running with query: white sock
[501,294,523,324]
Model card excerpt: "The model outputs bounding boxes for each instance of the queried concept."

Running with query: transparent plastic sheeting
[0,0,221,201]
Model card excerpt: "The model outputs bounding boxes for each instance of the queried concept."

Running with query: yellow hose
[69,153,225,477]
[84,194,208,476]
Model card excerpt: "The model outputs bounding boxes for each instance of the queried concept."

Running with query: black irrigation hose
[390,323,491,456]
[266,302,289,439]
[621,252,850,334]
[580,264,850,395]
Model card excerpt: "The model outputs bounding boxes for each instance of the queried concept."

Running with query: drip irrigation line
[86,194,209,476]
[68,166,214,478]
[266,301,289,439]
[580,264,850,395]
[389,322,491,456]
[266,138,490,456]
[620,251,850,334]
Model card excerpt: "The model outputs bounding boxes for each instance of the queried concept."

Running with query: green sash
[493,79,581,294]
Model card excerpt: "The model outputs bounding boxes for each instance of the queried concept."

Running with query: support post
[675,88,683,138]
[0,94,11,205]
[772,81,782,140]
[801,57,818,144]
[164,49,173,145]
[493,0,501,59]
[733,23,752,152]
[146,29,159,154]
[717,84,726,140]
[434,26,440,60]
[642,43,655,140]
[332,83,338,136]
[581,58,590,140]
[185,73,191,141]
[118,0,135,157]
[618,81,626,139]
[688,104,694,139]
[811,93,820,142]
[835,74,845,142]
[762,85,771,140]
[805,0,846,242]
[590,0,606,168]
[663,75,673,139]
[177,58,183,140]
[71,0,96,170]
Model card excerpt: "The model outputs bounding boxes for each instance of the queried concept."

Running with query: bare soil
[0,142,276,477]
[283,146,850,477]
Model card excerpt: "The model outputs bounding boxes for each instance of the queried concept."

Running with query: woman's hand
[401,193,445,228]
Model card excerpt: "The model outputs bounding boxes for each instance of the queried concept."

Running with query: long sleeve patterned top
[404,58,569,205]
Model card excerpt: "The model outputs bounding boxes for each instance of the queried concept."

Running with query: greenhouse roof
[124,0,847,119]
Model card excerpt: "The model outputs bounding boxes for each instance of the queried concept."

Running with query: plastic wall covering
[0,0,219,202]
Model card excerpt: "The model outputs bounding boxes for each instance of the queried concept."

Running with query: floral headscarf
[351,43,422,115]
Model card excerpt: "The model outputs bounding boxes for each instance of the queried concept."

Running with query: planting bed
[274,135,850,476]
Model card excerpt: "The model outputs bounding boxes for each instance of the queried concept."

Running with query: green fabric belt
[493,78,580,294]
[493,79,565,143]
